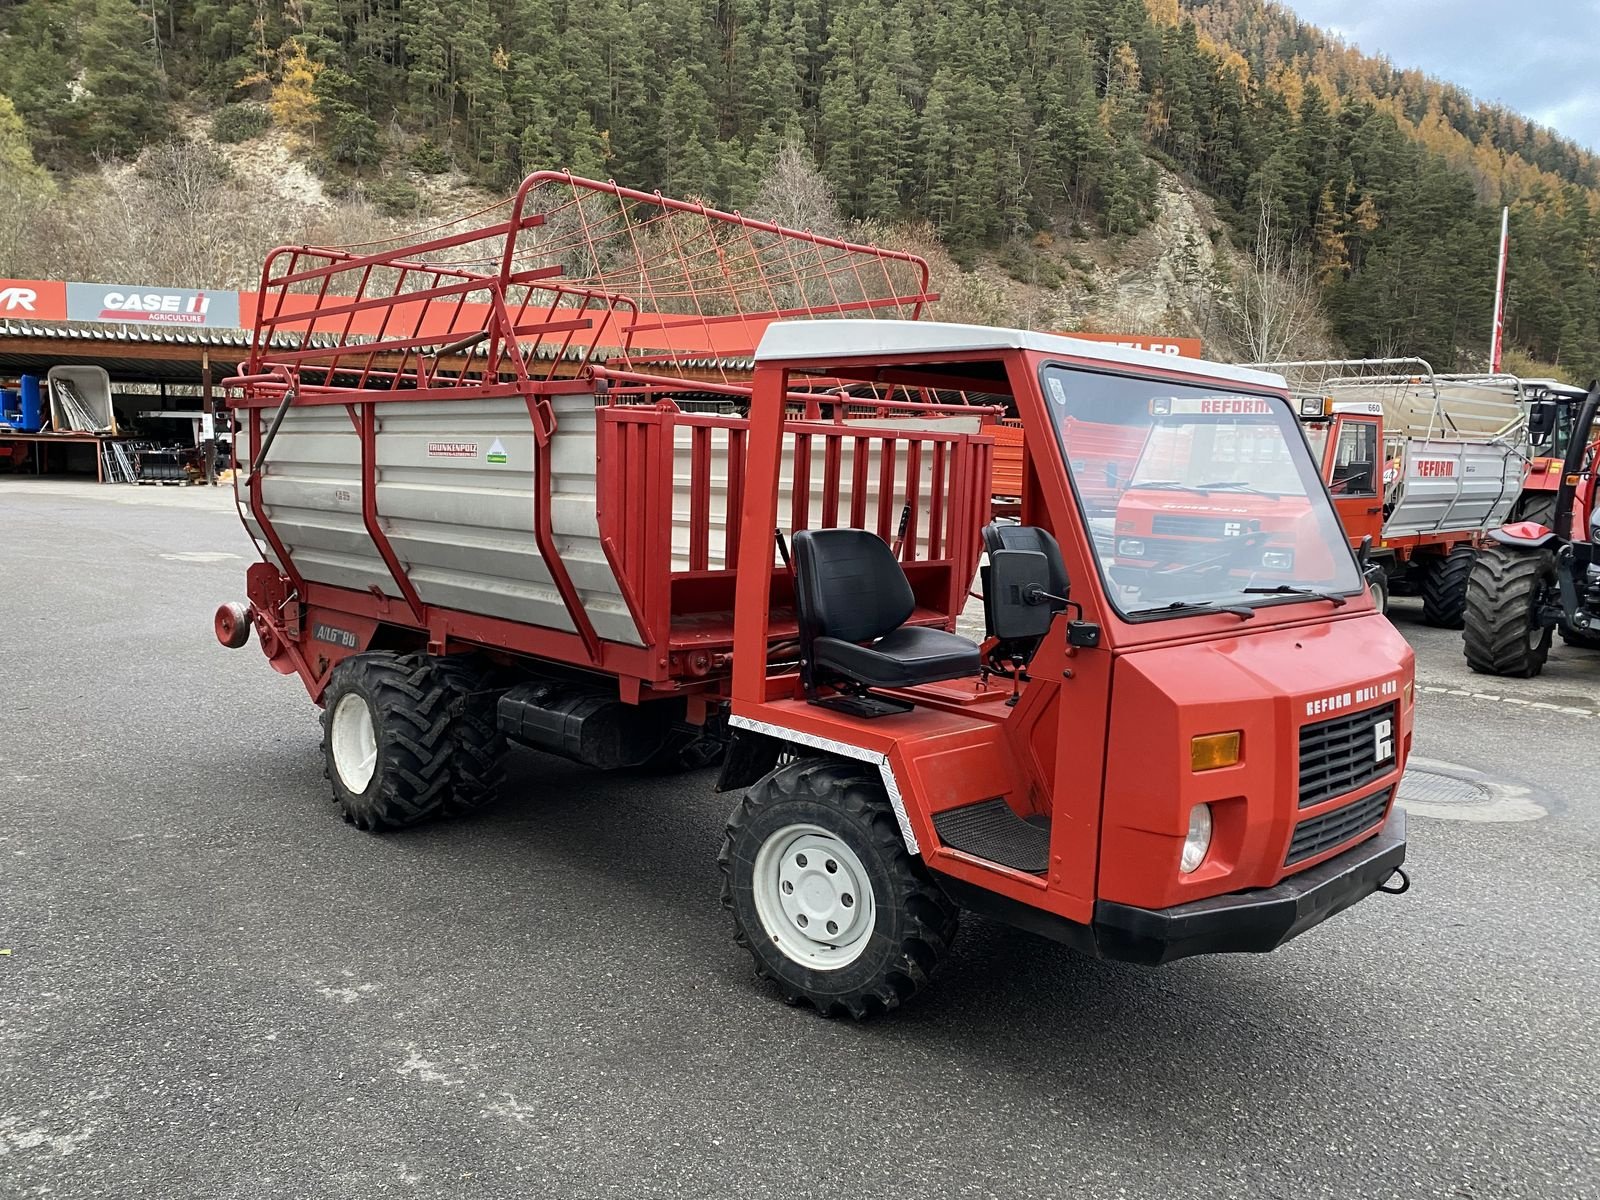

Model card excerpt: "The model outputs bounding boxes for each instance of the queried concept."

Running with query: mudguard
[1488,522,1559,549]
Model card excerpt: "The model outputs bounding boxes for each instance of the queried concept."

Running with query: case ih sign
[65,282,241,328]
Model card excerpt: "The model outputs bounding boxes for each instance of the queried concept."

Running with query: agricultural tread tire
[428,655,508,815]
[718,758,958,1019]
[1514,493,1558,529]
[1462,545,1556,678]
[1420,545,1475,628]
[321,653,459,831]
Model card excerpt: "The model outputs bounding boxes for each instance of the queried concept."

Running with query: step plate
[931,798,1050,875]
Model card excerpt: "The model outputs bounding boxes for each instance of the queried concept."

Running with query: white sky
[1282,0,1600,153]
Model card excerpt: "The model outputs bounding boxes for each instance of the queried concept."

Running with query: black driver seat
[792,528,980,692]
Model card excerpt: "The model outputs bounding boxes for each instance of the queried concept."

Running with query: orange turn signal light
[1191,731,1242,772]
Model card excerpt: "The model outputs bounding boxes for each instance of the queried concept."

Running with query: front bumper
[1092,807,1407,966]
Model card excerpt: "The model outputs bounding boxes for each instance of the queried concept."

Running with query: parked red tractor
[217,173,1413,1016]
[1463,383,1600,676]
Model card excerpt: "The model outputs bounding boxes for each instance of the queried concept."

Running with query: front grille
[1298,701,1397,808]
[1136,538,1227,563]
[1286,787,1392,866]
[1151,514,1261,538]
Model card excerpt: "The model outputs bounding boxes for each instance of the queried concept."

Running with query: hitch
[1377,866,1410,896]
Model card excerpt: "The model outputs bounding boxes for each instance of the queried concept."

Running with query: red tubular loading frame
[224,171,980,691]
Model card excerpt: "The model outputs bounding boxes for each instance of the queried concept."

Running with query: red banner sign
[0,279,68,321]
[1061,331,1204,358]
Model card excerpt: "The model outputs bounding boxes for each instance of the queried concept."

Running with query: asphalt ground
[1,479,1597,1200]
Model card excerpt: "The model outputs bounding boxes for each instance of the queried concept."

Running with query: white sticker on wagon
[427,441,478,458]
[486,438,509,464]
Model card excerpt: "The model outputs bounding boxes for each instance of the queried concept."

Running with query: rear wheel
[321,653,457,830]
[1420,545,1475,628]
[1514,492,1558,528]
[719,758,958,1018]
[428,655,507,815]
[1463,545,1557,678]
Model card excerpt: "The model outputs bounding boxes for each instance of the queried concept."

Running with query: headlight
[1181,804,1213,874]
[1118,538,1146,557]
[1261,549,1294,570]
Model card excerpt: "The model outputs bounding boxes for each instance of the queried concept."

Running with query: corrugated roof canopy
[0,321,261,387]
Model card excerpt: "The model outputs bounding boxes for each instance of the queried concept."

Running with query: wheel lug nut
[826,920,838,935]
[825,859,837,873]
[841,893,853,907]
[796,853,807,867]
[796,914,808,927]
[781,881,793,894]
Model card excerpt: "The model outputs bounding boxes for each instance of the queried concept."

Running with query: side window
[1329,421,1378,496]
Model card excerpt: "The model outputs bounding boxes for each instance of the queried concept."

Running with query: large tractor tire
[429,655,508,816]
[1420,545,1476,628]
[719,758,959,1019]
[1513,492,1558,529]
[1462,545,1557,678]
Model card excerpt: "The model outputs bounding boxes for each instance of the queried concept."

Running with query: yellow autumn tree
[269,41,321,141]
[1144,0,1179,26]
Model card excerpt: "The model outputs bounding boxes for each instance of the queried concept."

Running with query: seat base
[813,625,981,691]
[811,693,915,719]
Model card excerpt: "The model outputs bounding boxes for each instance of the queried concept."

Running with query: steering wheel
[1155,530,1273,578]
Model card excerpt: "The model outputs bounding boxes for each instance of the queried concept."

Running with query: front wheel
[1462,545,1557,678]
[719,759,958,1018]
[1367,571,1391,616]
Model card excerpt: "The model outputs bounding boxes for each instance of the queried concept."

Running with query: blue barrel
[18,374,41,431]
[0,388,16,424]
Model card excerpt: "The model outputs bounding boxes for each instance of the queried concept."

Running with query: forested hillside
[0,0,1597,376]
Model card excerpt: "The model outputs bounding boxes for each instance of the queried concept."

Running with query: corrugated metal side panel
[1383,439,1520,537]
[239,407,380,592]
[239,394,643,647]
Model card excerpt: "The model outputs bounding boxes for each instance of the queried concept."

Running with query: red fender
[1489,522,1558,549]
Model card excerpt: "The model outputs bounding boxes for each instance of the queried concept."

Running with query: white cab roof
[754,320,1288,391]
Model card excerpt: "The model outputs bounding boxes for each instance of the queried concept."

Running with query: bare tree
[1219,191,1329,362]
[750,137,844,239]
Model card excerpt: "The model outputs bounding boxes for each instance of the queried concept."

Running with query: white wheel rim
[330,692,378,793]
[752,823,877,970]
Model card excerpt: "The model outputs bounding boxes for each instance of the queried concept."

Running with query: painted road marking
[1417,683,1596,718]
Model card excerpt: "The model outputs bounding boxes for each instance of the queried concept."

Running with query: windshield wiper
[1242,585,1349,607]
[1148,600,1256,620]
[1126,480,1209,494]
[1196,480,1283,498]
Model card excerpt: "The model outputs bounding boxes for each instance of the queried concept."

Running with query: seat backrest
[982,523,1069,609]
[792,528,915,644]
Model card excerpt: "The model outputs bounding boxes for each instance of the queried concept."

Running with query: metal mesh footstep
[932,798,1050,874]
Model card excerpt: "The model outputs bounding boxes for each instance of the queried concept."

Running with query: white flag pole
[1490,206,1510,372]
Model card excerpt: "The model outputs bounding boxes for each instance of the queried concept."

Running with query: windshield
[1041,365,1363,619]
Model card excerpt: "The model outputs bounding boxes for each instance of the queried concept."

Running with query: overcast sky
[1282,0,1600,153]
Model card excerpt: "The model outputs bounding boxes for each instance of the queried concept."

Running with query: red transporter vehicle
[217,173,1414,1017]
